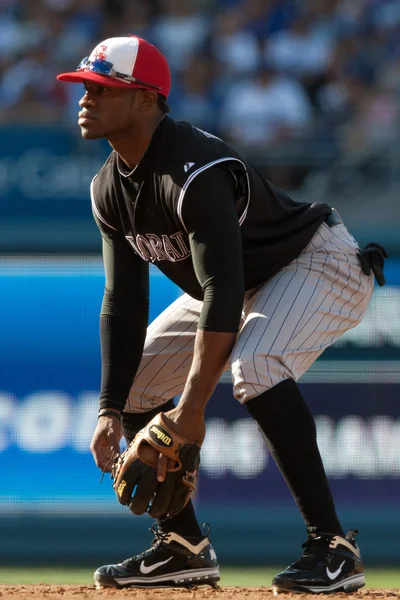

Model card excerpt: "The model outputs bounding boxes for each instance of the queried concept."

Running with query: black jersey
[92,117,332,411]
[91,116,331,298]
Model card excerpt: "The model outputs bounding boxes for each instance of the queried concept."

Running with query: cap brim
[57,71,137,89]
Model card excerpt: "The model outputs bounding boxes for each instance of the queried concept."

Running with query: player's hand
[357,242,388,287]
[90,415,123,472]
[156,407,206,482]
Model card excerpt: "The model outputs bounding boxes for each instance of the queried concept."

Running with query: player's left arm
[158,166,245,479]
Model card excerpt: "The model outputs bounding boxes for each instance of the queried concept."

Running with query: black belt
[324,208,343,228]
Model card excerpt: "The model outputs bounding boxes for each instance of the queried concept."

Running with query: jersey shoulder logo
[184,162,195,172]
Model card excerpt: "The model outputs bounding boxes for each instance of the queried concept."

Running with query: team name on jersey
[126,231,191,262]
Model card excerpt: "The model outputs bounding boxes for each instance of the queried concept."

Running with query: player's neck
[108,115,165,169]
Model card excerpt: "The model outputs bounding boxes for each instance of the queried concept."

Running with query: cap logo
[93,44,107,61]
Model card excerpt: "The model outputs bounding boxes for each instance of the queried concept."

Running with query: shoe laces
[121,524,169,565]
[292,529,331,570]
[202,522,211,538]
[149,523,170,548]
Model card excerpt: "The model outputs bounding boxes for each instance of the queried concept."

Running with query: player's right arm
[90,213,149,471]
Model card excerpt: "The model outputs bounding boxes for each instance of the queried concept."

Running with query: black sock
[122,401,202,540]
[157,500,202,538]
[246,379,344,535]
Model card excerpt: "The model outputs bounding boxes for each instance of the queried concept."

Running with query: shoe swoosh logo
[326,560,345,580]
[140,556,173,574]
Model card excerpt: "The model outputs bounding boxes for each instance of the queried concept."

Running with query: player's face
[78,81,142,139]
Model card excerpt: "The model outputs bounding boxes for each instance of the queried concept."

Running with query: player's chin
[79,125,102,140]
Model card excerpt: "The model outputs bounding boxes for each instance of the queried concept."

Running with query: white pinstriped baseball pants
[125,222,374,412]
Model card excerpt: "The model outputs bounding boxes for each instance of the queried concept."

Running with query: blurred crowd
[1,0,400,178]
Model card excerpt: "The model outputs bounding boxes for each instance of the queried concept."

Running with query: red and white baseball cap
[57,36,171,98]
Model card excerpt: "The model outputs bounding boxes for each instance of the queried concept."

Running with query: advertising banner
[0,257,399,514]
[0,127,105,222]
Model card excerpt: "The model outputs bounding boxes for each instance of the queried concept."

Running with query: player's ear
[136,89,158,111]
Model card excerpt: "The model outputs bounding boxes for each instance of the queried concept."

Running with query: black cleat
[272,528,365,594]
[94,525,220,589]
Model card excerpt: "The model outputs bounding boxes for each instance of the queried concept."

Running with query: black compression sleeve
[96,218,149,411]
[182,166,245,333]
[99,314,146,411]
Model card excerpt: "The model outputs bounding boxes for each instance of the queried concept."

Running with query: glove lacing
[100,449,120,483]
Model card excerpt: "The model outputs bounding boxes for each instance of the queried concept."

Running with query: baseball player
[57,36,386,593]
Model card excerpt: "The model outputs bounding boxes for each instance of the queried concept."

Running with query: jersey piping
[90,176,118,232]
[116,154,139,178]
[176,157,250,233]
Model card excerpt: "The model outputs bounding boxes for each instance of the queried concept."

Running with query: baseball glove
[111,413,200,520]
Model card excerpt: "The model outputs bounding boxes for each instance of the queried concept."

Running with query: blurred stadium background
[0,0,399,582]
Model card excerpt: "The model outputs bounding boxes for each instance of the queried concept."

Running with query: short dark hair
[157,94,170,114]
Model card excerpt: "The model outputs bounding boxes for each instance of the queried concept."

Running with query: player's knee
[232,380,272,404]
[231,355,292,403]
[233,376,299,405]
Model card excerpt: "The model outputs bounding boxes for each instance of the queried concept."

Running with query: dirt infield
[0,585,399,600]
